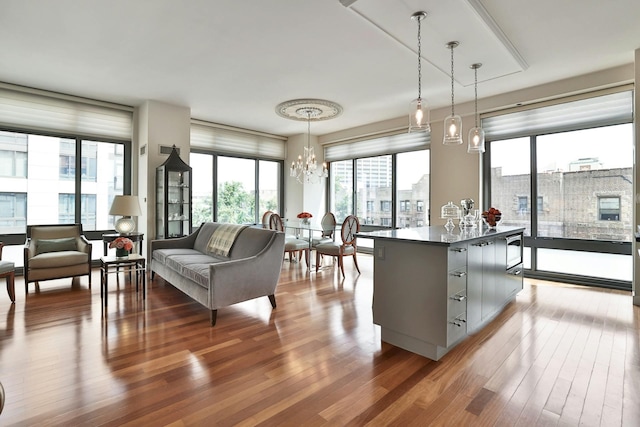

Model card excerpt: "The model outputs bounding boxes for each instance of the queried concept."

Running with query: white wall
[136,100,191,248]
[634,49,639,305]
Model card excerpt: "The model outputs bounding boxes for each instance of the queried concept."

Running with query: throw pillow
[36,237,78,255]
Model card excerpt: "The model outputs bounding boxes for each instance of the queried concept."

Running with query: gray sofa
[150,222,285,326]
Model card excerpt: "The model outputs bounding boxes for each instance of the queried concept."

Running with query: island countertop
[357,225,525,246]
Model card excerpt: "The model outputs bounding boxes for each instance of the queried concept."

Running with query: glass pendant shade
[443,114,463,145]
[409,98,430,133]
[467,126,485,153]
[467,63,485,153]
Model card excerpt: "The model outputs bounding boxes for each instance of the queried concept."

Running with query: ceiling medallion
[275,99,343,121]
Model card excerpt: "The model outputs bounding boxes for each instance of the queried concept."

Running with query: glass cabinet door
[156,146,192,239]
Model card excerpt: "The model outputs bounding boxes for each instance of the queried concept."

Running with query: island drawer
[447,289,467,319]
[448,244,468,270]
[447,312,467,346]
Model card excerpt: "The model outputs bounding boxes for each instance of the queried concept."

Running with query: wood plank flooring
[0,255,639,426]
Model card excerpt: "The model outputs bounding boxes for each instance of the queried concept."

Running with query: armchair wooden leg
[268,294,276,308]
[5,272,15,303]
[315,251,320,272]
[210,310,218,326]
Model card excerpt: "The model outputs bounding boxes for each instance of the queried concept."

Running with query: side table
[102,233,144,256]
[100,254,146,307]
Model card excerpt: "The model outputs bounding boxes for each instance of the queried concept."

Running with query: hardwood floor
[0,255,639,426]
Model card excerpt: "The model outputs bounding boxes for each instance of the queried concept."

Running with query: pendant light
[443,41,463,145]
[467,63,485,153]
[408,11,430,133]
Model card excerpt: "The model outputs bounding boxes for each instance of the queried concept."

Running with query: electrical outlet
[376,246,385,260]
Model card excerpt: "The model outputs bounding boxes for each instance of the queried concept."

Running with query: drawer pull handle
[450,294,466,302]
[449,317,466,327]
[511,269,522,275]
[452,247,467,253]
[452,271,466,277]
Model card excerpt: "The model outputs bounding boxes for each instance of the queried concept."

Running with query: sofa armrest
[208,232,285,308]
[150,230,199,253]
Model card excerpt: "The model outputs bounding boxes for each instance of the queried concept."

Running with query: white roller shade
[0,86,132,140]
[483,90,633,140]
[191,121,286,160]
[324,131,430,162]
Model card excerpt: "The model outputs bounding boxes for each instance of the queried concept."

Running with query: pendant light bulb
[408,12,430,133]
[467,63,485,153]
[443,41,463,145]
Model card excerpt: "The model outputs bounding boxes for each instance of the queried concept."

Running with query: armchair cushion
[36,237,77,255]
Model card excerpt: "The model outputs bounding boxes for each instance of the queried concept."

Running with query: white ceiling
[0,0,638,137]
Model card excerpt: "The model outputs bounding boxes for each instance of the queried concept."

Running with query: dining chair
[269,213,310,266]
[315,214,361,277]
[261,210,274,229]
[310,212,337,247]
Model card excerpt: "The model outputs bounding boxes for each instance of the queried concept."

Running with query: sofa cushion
[181,264,211,289]
[28,251,88,269]
[153,248,202,264]
[164,253,223,275]
[36,237,77,255]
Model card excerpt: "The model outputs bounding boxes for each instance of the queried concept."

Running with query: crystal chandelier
[290,107,327,184]
[408,11,430,133]
[275,98,343,185]
[443,41,463,145]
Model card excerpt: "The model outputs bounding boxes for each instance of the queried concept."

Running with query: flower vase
[116,248,129,258]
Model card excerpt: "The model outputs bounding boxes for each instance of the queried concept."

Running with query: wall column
[633,48,639,306]
[135,101,190,248]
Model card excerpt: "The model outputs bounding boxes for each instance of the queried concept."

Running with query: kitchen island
[358,225,525,361]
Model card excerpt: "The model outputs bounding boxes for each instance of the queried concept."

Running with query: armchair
[24,224,92,292]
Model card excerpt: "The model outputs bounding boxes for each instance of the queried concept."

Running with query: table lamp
[109,195,142,235]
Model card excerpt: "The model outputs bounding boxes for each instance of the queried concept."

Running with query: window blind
[324,130,430,162]
[191,121,286,160]
[0,86,133,140]
[483,89,633,140]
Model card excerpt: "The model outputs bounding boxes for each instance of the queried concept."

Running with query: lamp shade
[109,195,141,234]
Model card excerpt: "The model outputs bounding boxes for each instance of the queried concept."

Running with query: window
[517,196,528,214]
[329,160,353,224]
[330,149,429,229]
[190,152,282,226]
[485,91,633,288]
[58,194,97,228]
[0,131,27,177]
[0,192,26,233]
[366,200,374,212]
[356,156,392,225]
[598,196,620,221]
[0,131,126,235]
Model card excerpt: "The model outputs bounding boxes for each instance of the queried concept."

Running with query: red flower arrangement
[109,237,134,252]
[297,212,313,219]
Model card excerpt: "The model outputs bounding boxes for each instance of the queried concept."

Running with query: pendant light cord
[450,44,455,116]
[474,66,479,127]
[417,17,422,101]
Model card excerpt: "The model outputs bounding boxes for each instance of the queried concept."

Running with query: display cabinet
[156,146,192,239]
